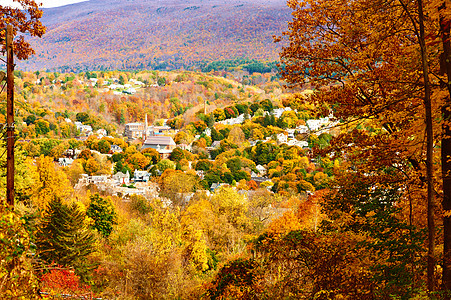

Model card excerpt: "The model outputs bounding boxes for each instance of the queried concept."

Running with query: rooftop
[143,136,176,146]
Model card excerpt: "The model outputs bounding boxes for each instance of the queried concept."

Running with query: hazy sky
[1,0,88,8]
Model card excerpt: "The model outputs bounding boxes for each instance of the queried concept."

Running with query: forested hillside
[17,0,290,72]
[10,68,285,136]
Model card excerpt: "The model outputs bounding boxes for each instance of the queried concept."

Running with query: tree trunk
[417,0,435,291]
[440,1,451,297]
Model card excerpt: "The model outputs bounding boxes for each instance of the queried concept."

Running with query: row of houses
[79,169,152,187]
[122,108,335,162]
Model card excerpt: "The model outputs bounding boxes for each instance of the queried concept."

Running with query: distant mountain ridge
[17,0,291,72]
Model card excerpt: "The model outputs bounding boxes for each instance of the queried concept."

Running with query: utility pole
[6,25,14,207]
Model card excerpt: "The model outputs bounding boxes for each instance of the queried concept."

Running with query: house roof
[143,136,176,146]
[114,171,129,178]
[153,126,171,130]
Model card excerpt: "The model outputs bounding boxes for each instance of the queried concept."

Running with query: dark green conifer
[36,197,96,280]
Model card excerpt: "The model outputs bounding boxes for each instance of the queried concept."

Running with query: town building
[125,114,176,140]
[134,170,150,182]
[113,171,130,185]
[124,122,146,140]
[110,144,123,153]
[142,136,176,159]
[58,157,74,167]
[151,126,173,136]
[74,121,93,136]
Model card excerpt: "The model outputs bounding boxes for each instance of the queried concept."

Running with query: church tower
[143,114,148,141]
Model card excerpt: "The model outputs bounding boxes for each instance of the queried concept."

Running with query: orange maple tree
[0,0,46,60]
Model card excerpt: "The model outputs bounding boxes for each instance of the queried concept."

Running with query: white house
[256,165,267,176]
[134,170,150,182]
[296,125,309,134]
[83,174,108,185]
[110,144,123,153]
[88,78,98,86]
[218,114,245,125]
[270,107,293,118]
[96,129,107,138]
[58,157,74,167]
[129,79,145,85]
[287,139,309,148]
[286,129,296,139]
[204,128,211,137]
[277,133,288,144]
[306,117,330,132]
[109,84,124,90]
[74,122,93,135]
[124,88,136,95]
[113,171,130,185]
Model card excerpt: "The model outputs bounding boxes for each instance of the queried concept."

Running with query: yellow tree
[227,126,245,147]
[31,155,72,212]
[210,186,249,228]
[159,170,199,205]
[83,157,100,175]
[126,151,151,171]
[181,191,249,259]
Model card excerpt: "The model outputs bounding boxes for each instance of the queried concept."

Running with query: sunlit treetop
[0,0,46,60]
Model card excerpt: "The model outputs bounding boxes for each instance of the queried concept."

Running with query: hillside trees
[159,170,199,205]
[0,144,37,203]
[204,183,424,299]
[278,0,450,294]
[320,171,425,297]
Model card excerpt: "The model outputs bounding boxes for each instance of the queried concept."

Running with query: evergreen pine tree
[263,114,271,127]
[36,197,96,280]
[270,114,276,126]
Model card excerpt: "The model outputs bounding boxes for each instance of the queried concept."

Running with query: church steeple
[143,114,148,141]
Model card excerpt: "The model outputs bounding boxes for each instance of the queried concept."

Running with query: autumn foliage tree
[0,0,46,60]
[277,0,450,294]
[0,204,38,298]
[40,268,92,298]
[0,2,45,296]
[86,193,117,238]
